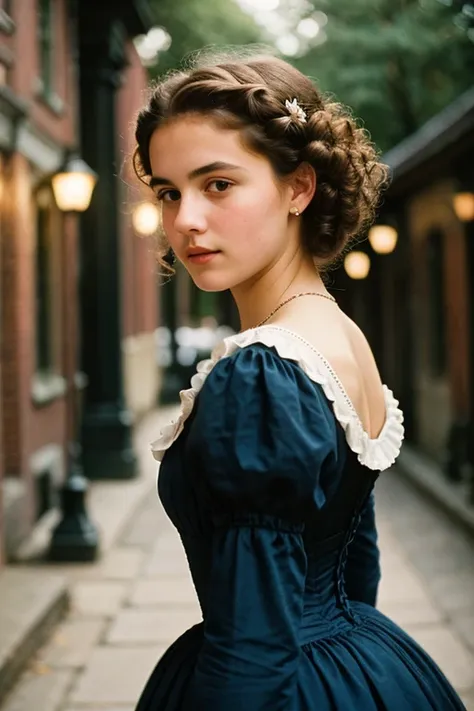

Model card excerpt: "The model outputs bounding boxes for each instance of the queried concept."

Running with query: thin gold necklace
[254,291,336,329]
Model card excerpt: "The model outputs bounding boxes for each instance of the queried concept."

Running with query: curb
[0,569,69,703]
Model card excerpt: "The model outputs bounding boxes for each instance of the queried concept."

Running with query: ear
[289,162,316,211]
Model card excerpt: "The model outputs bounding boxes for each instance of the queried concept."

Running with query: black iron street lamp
[48,154,100,562]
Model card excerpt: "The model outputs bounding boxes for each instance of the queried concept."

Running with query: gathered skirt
[135,602,466,710]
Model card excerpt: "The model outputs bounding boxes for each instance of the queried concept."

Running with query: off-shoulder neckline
[150,325,404,471]
[245,324,387,443]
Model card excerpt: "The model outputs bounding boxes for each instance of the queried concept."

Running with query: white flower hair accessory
[285,98,307,124]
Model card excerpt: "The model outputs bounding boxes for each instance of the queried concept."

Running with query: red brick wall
[0,0,79,556]
[30,0,76,146]
[11,0,75,145]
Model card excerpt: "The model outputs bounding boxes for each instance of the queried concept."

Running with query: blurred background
[0,0,474,708]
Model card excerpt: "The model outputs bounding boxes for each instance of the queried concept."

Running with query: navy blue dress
[136,327,466,710]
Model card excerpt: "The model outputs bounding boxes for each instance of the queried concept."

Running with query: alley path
[2,463,474,711]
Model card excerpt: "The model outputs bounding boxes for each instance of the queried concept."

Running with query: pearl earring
[290,207,300,216]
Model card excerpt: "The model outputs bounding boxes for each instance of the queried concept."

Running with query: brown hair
[134,52,389,268]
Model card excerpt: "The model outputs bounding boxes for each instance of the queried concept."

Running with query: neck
[232,253,328,332]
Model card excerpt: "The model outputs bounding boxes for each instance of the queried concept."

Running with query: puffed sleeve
[182,344,339,711]
[344,491,381,606]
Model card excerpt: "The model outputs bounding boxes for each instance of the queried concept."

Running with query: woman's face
[148,115,297,292]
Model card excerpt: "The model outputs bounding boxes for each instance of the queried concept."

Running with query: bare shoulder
[341,313,381,378]
[336,312,386,437]
[274,304,386,438]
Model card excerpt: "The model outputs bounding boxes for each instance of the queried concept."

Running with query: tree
[291,0,474,151]
[142,0,473,151]
[147,0,263,79]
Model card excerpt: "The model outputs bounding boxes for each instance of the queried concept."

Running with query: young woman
[133,53,465,710]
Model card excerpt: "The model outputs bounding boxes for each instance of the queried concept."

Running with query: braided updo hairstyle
[134,52,389,269]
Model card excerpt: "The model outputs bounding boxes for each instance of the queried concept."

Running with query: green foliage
[293,0,474,150]
[145,0,472,151]
[148,0,263,78]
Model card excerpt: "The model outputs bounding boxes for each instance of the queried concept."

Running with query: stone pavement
[375,474,474,709]
[1,460,474,710]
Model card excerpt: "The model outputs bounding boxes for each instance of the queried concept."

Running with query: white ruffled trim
[151,326,405,471]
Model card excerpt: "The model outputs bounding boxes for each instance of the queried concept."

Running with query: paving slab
[70,581,129,617]
[119,495,164,549]
[451,612,474,655]
[143,547,191,578]
[460,690,474,710]
[152,532,186,554]
[0,568,68,701]
[38,619,106,668]
[428,571,474,615]
[406,624,474,692]
[407,541,473,578]
[37,549,147,585]
[93,548,146,581]
[377,564,431,605]
[68,647,166,705]
[106,608,201,645]
[378,598,444,627]
[128,577,198,607]
[0,668,74,711]
[65,707,133,711]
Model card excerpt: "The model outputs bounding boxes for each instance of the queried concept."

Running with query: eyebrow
[149,161,243,189]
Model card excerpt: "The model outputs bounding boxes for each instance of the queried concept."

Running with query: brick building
[345,88,474,515]
[0,1,158,568]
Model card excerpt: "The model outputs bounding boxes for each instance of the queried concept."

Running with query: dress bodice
[160,413,377,626]
[154,329,404,637]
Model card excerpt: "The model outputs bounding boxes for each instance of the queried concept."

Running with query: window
[38,0,54,97]
[426,228,447,377]
[36,194,53,371]
[33,187,63,403]
[0,0,14,34]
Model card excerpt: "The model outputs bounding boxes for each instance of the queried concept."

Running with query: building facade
[0,0,158,567]
[364,89,474,506]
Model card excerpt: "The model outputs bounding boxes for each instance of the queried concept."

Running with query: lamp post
[49,154,100,562]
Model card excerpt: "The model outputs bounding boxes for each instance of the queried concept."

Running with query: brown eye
[208,180,232,193]
[158,189,181,202]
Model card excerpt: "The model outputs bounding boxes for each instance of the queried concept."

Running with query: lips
[186,248,220,264]
[187,247,217,257]
[187,251,219,265]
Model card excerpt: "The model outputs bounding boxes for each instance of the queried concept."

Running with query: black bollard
[49,444,99,562]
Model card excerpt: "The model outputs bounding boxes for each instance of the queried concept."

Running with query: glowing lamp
[132,201,161,236]
[52,156,98,212]
[368,225,398,254]
[453,193,474,222]
[344,251,370,280]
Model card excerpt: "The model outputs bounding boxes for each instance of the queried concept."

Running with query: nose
[173,192,207,235]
